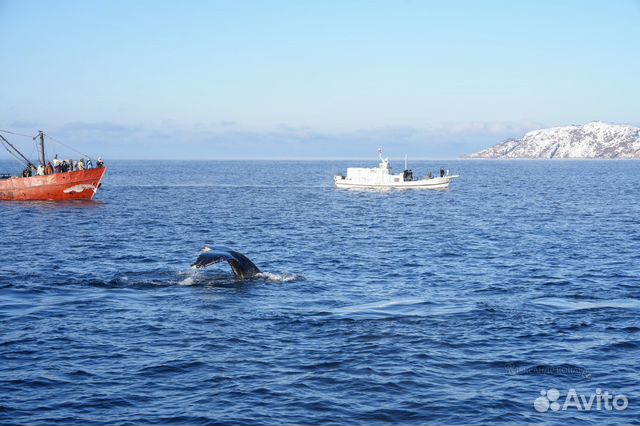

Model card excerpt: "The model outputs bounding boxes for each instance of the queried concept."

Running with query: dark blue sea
[0,159,638,425]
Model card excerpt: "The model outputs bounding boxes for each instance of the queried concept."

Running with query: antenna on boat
[37,130,45,165]
[404,154,408,170]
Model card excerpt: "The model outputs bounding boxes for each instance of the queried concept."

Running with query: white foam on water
[174,269,302,285]
[177,269,200,286]
[179,276,195,285]
[341,298,427,312]
[255,272,304,283]
[532,297,640,311]
[334,298,476,318]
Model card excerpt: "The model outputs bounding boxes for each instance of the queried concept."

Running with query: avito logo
[534,388,628,413]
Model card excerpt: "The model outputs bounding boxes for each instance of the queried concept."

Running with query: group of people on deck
[22,155,104,177]
[404,167,450,181]
[426,168,449,179]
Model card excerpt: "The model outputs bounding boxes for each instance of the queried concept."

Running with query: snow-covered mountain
[469,122,640,159]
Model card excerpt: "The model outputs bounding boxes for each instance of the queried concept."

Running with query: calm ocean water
[0,159,638,425]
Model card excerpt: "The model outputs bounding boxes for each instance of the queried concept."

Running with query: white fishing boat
[334,149,458,190]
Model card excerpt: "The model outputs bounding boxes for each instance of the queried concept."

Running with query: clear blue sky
[1,0,639,159]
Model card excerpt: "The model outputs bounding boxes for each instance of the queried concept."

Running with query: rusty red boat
[0,130,107,201]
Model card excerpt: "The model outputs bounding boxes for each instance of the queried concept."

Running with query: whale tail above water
[191,246,261,279]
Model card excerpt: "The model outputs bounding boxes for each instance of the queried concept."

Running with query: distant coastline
[467,122,640,159]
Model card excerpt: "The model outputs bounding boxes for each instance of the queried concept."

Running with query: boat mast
[38,130,45,165]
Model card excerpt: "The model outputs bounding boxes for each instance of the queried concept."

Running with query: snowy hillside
[469,122,640,159]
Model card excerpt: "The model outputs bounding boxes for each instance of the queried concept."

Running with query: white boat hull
[335,175,459,190]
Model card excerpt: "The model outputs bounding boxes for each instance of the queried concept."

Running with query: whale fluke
[191,246,261,279]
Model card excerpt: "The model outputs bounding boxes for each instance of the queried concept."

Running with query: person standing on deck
[36,164,45,176]
[86,158,93,169]
[52,155,60,168]
[78,158,85,171]
[45,162,54,175]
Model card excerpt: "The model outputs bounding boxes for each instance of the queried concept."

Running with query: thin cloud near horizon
[0,119,570,161]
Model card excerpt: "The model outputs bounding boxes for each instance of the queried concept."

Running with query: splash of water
[254,272,304,283]
[175,269,303,285]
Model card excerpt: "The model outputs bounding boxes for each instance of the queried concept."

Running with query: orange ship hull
[0,168,107,201]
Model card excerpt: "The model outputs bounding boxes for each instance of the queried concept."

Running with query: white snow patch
[469,121,640,159]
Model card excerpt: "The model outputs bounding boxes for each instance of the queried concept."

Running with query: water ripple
[1,160,639,425]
